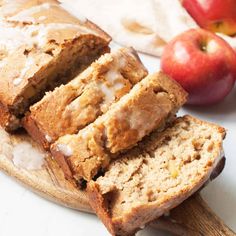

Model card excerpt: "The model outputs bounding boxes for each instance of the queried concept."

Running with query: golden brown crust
[0,0,110,41]
[23,48,147,149]
[52,72,187,182]
[85,20,111,43]
[157,71,188,107]
[87,182,124,236]
[0,1,111,131]
[23,114,50,149]
[0,103,20,131]
[50,144,74,180]
[182,115,226,139]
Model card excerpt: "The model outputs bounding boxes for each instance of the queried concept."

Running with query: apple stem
[200,41,207,52]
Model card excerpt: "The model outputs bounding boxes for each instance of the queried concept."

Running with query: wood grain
[0,128,92,213]
[151,194,236,236]
[0,128,235,235]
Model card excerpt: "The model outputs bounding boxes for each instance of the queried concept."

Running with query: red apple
[161,29,236,105]
[182,0,236,36]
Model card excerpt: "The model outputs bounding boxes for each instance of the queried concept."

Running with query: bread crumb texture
[88,115,225,236]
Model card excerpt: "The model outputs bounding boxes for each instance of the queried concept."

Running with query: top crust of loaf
[0,0,110,40]
[87,115,225,236]
[51,72,187,181]
[0,1,110,107]
[0,0,58,18]
[0,0,111,130]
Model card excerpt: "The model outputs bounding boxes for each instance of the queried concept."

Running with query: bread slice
[0,1,111,131]
[51,72,187,182]
[23,48,147,149]
[87,115,226,236]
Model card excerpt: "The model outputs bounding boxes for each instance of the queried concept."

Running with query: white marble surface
[0,52,235,236]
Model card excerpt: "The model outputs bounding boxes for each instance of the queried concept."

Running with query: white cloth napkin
[60,0,236,56]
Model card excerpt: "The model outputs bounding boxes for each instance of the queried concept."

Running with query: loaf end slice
[51,72,187,182]
[0,1,111,131]
[87,115,226,236]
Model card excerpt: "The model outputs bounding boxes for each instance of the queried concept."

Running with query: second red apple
[182,0,236,36]
[161,29,236,105]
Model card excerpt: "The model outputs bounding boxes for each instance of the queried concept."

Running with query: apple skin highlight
[161,29,236,105]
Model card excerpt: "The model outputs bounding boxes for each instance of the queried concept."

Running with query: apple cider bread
[23,48,148,149]
[0,0,111,131]
[87,115,226,236]
[51,72,187,182]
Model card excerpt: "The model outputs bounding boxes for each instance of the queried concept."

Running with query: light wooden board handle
[151,194,236,236]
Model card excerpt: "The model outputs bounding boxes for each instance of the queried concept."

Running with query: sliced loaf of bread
[23,47,147,149]
[51,72,187,182]
[0,1,111,131]
[87,115,225,236]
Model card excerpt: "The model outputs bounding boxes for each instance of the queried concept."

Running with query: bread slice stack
[23,47,147,150]
[51,72,187,183]
[0,2,226,236]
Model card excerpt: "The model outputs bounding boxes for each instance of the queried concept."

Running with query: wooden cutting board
[0,128,235,236]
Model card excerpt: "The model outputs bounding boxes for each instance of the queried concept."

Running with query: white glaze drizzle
[12,142,45,170]
[45,134,52,143]
[57,143,73,156]
[0,21,92,58]
[8,3,52,23]
[97,52,129,106]
[13,57,35,86]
